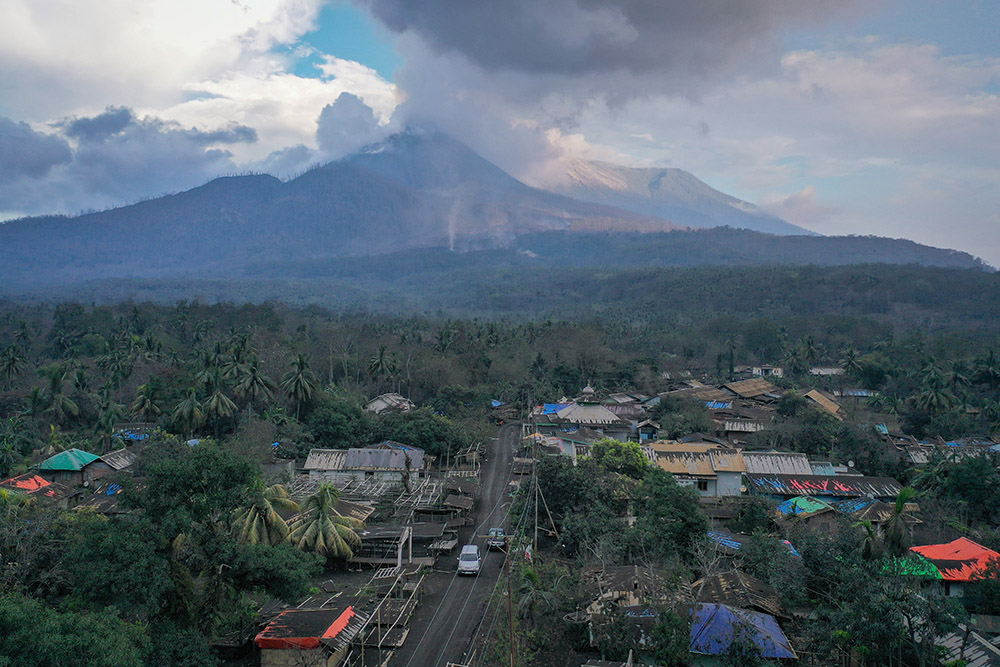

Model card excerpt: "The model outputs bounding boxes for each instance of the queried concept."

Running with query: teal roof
[34,448,99,471]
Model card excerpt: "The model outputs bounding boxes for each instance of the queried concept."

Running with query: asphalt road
[390,422,519,667]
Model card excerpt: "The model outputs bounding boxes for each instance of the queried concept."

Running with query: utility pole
[506,547,516,667]
[533,437,538,555]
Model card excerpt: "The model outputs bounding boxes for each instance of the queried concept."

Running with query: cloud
[316,92,393,159]
[759,186,838,228]
[0,108,260,215]
[0,117,71,182]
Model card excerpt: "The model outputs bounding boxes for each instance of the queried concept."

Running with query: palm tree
[233,359,275,416]
[232,483,299,545]
[855,519,883,561]
[131,383,163,422]
[204,385,238,439]
[13,321,31,350]
[975,350,1000,390]
[0,442,19,478]
[0,345,26,389]
[288,483,364,560]
[281,353,318,420]
[839,347,862,377]
[369,345,392,392]
[913,371,957,414]
[517,566,555,626]
[173,388,205,438]
[885,487,918,557]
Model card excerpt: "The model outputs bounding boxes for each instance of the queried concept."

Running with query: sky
[1,0,999,265]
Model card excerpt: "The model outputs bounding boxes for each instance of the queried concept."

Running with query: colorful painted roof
[0,473,52,493]
[744,473,903,498]
[910,538,1000,582]
[689,603,796,659]
[882,554,943,579]
[776,496,834,517]
[33,448,99,471]
[255,607,363,650]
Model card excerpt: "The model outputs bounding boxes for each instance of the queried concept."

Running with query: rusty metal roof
[724,378,778,399]
[692,570,784,618]
[303,449,348,471]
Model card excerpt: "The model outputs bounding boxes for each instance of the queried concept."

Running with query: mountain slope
[556,159,812,235]
[0,132,675,287]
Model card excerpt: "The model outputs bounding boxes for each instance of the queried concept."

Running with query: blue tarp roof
[541,403,570,414]
[706,401,732,410]
[833,497,876,514]
[689,603,796,659]
[874,423,889,435]
[491,399,503,408]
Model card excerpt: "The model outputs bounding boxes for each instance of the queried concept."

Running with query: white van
[457,544,481,575]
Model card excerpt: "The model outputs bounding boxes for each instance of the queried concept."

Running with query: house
[582,565,670,617]
[530,401,633,441]
[744,472,903,500]
[742,451,812,476]
[255,606,368,667]
[81,446,140,485]
[304,442,428,486]
[650,442,745,497]
[691,570,784,618]
[32,448,100,486]
[723,378,779,401]
[752,365,783,378]
[687,603,797,661]
[810,367,845,376]
[775,496,840,530]
[0,473,77,509]
[364,393,415,415]
[803,388,844,419]
[910,538,1000,597]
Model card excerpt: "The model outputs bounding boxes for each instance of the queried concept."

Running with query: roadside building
[304,441,428,486]
[255,606,368,667]
[650,442,745,497]
[364,393,415,415]
[911,538,1000,598]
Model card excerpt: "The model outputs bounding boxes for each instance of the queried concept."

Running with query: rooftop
[34,448,99,472]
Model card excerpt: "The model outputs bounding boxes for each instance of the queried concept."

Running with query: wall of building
[716,471,743,497]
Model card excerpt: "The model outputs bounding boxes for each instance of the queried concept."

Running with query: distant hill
[555,159,811,235]
[0,131,988,294]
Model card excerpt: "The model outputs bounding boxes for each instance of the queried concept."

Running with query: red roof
[255,607,356,650]
[910,538,1000,582]
[0,474,52,493]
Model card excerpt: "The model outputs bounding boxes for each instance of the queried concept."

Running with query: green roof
[881,554,942,579]
[34,448,100,471]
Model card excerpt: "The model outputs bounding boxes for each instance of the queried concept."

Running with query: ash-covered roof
[742,451,812,475]
[724,378,778,399]
[744,473,902,498]
[692,570,784,618]
[98,447,139,471]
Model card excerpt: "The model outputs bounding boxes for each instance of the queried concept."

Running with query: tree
[288,483,364,560]
[130,383,162,422]
[0,345,26,389]
[172,388,205,438]
[281,353,318,420]
[232,483,299,546]
[839,346,862,377]
[233,358,275,416]
[590,438,650,479]
[884,487,917,557]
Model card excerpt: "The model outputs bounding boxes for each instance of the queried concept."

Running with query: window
[697,480,709,492]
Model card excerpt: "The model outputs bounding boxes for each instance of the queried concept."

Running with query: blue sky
[1,0,998,265]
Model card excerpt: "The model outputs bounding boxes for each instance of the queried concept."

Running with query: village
[6,350,1000,667]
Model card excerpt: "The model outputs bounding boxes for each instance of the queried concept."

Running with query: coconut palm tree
[854,519,884,561]
[204,383,238,439]
[233,358,275,416]
[885,487,918,557]
[517,566,556,626]
[173,388,205,438]
[0,345,26,389]
[232,483,299,546]
[281,353,318,420]
[839,347,862,377]
[975,350,1000,390]
[131,383,163,422]
[288,483,364,560]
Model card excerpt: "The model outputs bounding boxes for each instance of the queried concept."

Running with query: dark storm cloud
[0,116,72,182]
[63,106,134,142]
[0,107,259,216]
[358,0,862,79]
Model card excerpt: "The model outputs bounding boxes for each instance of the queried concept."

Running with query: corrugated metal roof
[724,378,778,399]
[938,627,1000,667]
[554,403,623,425]
[656,450,716,477]
[303,449,348,471]
[692,571,784,618]
[911,538,1000,582]
[344,447,424,470]
[742,451,812,475]
[804,389,843,416]
[99,447,138,470]
[706,400,733,410]
[688,603,796,659]
[34,448,99,471]
[709,448,746,473]
[776,496,834,517]
[744,473,903,498]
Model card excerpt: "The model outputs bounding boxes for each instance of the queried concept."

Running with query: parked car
[487,527,507,550]
[457,544,481,575]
